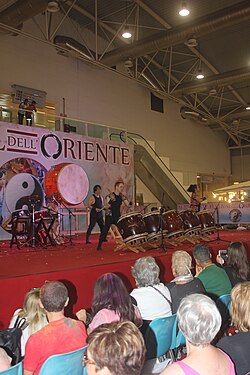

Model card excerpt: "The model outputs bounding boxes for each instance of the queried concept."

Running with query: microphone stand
[210,204,230,243]
[20,198,43,248]
[158,207,167,251]
[59,200,75,246]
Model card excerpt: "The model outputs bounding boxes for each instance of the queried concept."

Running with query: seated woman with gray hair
[165,250,205,313]
[130,256,172,331]
[161,294,235,375]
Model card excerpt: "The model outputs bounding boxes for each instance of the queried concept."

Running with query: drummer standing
[97,181,130,251]
[86,185,104,244]
[187,184,205,212]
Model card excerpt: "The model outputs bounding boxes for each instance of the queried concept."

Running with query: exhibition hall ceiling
[0,0,250,147]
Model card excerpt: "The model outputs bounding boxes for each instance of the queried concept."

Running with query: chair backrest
[216,293,231,329]
[216,294,231,313]
[39,346,87,375]
[144,314,176,359]
[0,362,22,375]
[171,316,186,350]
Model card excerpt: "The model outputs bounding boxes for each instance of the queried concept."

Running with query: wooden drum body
[163,210,184,238]
[179,210,201,235]
[143,211,167,241]
[197,210,216,234]
[44,163,89,205]
[117,212,148,245]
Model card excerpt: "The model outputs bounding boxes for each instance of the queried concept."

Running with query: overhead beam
[173,66,250,96]
[101,1,250,67]
[65,1,130,44]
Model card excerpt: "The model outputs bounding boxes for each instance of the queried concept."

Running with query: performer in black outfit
[86,185,104,244]
[187,184,206,212]
[97,181,130,251]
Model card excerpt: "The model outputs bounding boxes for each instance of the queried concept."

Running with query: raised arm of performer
[97,181,130,251]
[86,185,104,244]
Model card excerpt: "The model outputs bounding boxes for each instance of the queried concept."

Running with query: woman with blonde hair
[84,321,146,375]
[217,281,250,375]
[165,250,205,313]
[9,288,47,356]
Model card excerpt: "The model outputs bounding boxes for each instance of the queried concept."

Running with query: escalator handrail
[119,130,188,196]
[109,132,121,141]
[110,132,138,145]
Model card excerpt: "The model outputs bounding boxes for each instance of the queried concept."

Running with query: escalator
[117,132,190,209]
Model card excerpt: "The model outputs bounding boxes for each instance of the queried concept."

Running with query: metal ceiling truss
[1,0,249,145]
[63,0,248,145]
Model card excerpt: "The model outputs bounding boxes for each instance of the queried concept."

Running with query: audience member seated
[0,348,11,371]
[9,288,47,356]
[84,321,146,375]
[165,250,205,313]
[194,244,232,299]
[217,242,250,287]
[217,282,250,375]
[130,256,172,334]
[77,273,142,333]
[161,294,235,375]
[23,280,87,375]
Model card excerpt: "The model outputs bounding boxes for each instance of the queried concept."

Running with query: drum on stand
[162,210,184,238]
[34,210,51,222]
[44,163,89,205]
[179,210,201,235]
[10,209,31,242]
[197,210,216,235]
[143,211,167,241]
[117,212,148,245]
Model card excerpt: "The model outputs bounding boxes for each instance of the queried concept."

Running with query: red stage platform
[1,231,250,329]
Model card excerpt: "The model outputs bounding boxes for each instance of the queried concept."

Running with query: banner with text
[178,202,250,224]
[0,122,134,239]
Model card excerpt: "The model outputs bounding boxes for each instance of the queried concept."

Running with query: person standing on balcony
[18,98,28,125]
[25,100,37,126]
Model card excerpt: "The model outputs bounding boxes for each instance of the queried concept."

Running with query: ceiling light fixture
[196,50,205,79]
[246,87,250,110]
[122,25,132,39]
[122,1,132,39]
[185,37,198,47]
[47,1,59,13]
[179,1,190,17]
[196,69,204,79]
[209,88,217,96]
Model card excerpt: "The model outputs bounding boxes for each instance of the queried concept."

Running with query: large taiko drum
[117,212,148,245]
[44,163,89,205]
[197,210,216,234]
[179,210,201,234]
[162,210,184,238]
[143,211,167,241]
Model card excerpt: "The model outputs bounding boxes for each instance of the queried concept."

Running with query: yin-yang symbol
[5,173,44,213]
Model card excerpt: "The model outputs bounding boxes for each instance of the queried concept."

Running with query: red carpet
[1,230,250,329]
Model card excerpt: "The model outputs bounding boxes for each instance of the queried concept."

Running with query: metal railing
[0,104,127,141]
[117,130,189,199]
